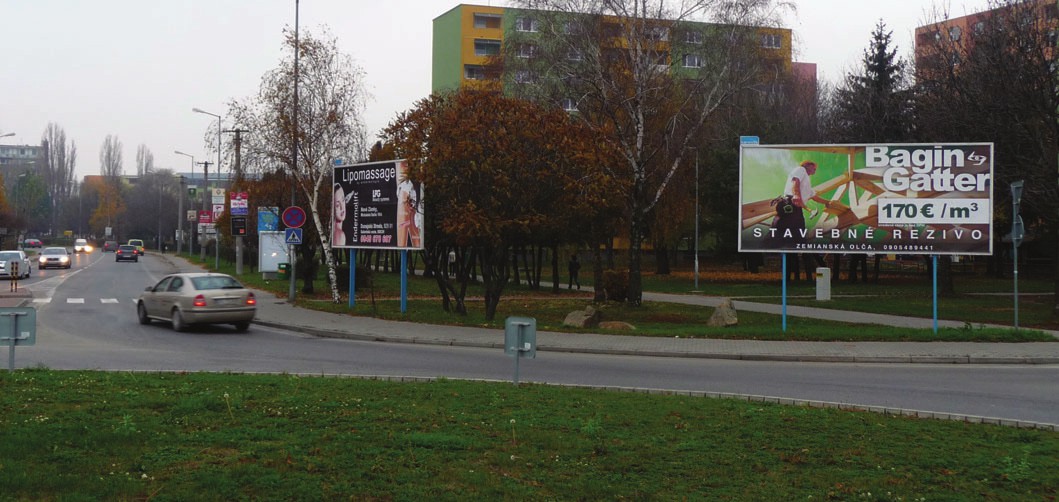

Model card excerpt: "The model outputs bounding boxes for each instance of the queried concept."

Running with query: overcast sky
[0,0,996,180]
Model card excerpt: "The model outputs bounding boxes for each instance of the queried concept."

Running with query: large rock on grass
[563,305,601,328]
[707,298,738,327]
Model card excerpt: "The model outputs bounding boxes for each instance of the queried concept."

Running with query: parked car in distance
[128,239,145,255]
[103,240,118,252]
[115,245,138,262]
[0,250,31,279]
[38,247,71,269]
[22,238,42,248]
[137,273,256,332]
[74,238,92,253]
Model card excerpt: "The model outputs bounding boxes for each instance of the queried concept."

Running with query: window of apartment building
[948,26,961,41]
[464,65,486,80]
[562,21,581,35]
[761,33,782,49]
[683,54,703,68]
[514,70,536,84]
[685,30,703,44]
[473,13,501,29]
[517,43,538,59]
[645,26,669,41]
[973,21,986,35]
[515,16,538,32]
[474,39,501,57]
[561,98,578,112]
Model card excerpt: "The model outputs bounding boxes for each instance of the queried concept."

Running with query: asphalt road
[11,250,1059,426]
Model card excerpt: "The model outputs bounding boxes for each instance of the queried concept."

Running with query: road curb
[251,319,1059,365]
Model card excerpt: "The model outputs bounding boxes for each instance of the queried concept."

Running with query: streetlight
[0,132,14,139]
[13,172,27,248]
[192,107,222,271]
[175,150,196,256]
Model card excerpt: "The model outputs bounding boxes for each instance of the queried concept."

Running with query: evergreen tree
[827,20,913,143]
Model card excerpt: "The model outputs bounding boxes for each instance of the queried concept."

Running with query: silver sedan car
[0,250,31,279]
[137,273,257,332]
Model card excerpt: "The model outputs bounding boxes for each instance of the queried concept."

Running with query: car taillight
[193,294,207,307]
[246,292,256,306]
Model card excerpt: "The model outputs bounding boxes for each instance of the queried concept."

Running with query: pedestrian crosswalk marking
[67,298,85,304]
[101,298,119,304]
[33,298,51,303]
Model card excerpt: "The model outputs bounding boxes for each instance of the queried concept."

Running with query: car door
[144,277,172,317]
[163,276,186,318]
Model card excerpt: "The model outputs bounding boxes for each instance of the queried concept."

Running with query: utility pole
[197,160,212,263]
[224,128,250,275]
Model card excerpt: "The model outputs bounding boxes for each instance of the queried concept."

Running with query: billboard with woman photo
[332,159,423,250]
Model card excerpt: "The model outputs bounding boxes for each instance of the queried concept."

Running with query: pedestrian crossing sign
[285,228,303,245]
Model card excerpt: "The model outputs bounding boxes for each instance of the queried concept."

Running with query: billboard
[332,159,424,250]
[739,143,994,255]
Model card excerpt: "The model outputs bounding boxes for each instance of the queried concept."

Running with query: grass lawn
[2,370,1056,500]
[177,252,1057,342]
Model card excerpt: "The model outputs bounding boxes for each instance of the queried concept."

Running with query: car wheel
[234,321,250,332]
[171,308,187,332]
[137,302,151,325]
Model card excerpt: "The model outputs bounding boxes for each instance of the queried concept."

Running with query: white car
[0,250,31,279]
[74,238,92,253]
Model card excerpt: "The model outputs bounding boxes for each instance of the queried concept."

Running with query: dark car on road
[116,244,138,262]
[38,247,71,269]
[103,240,118,252]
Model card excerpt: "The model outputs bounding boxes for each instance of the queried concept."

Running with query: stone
[707,298,738,327]
[598,321,636,331]
[562,305,600,328]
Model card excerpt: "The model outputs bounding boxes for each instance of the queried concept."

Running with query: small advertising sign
[230,192,249,216]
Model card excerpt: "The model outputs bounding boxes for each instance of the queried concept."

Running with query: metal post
[288,0,300,304]
[177,176,184,254]
[694,153,699,292]
[401,250,408,313]
[781,253,788,332]
[932,255,938,334]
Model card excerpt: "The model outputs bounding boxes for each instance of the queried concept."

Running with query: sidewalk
[5,255,1058,364]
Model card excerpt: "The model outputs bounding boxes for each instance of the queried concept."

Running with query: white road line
[67,298,85,304]
[32,298,51,303]
[101,298,119,304]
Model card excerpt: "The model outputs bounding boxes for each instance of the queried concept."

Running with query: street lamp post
[192,107,222,271]
[174,150,196,255]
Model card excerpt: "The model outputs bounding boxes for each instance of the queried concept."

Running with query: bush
[602,269,629,302]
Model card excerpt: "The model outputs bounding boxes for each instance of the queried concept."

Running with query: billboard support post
[401,250,408,313]
[781,254,788,332]
[349,249,356,309]
[932,255,939,333]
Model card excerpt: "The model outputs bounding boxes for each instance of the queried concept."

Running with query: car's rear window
[118,245,135,250]
[191,276,243,290]
[0,252,21,261]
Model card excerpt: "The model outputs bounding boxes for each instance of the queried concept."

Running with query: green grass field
[2,371,1056,500]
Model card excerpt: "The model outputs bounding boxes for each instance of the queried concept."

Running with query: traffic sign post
[285,228,303,245]
[1,307,35,371]
[504,316,537,385]
[282,206,306,229]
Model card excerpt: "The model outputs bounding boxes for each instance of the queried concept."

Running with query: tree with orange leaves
[384,89,624,320]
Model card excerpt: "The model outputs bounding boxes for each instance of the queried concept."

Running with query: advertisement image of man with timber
[738,144,994,256]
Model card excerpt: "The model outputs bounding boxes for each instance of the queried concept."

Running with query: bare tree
[507,0,793,305]
[228,26,369,303]
[41,123,78,235]
[135,144,155,176]
[99,135,123,179]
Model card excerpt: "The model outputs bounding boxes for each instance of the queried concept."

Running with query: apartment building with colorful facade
[431,3,812,105]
